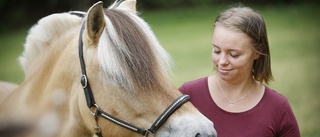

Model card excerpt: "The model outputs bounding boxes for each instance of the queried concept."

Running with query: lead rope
[94,114,103,137]
[91,104,103,137]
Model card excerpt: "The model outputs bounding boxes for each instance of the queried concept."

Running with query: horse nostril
[195,133,215,137]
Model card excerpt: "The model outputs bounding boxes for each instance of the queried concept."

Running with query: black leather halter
[78,20,190,137]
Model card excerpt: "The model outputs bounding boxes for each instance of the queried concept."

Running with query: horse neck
[0,29,92,136]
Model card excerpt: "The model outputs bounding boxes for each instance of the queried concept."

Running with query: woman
[179,6,300,137]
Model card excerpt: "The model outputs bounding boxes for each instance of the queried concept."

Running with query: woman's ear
[254,44,263,59]
[254,52,260,60]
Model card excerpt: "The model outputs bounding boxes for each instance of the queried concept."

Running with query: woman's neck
[216,74,255,98]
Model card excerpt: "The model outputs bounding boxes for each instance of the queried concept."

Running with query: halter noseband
[78,20,190,137]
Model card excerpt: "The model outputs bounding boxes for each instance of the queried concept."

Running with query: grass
[0,3,319,136]
[0,29,26,83]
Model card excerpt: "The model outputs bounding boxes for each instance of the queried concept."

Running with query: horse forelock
[97,7,173,92]
[19,13,83,73]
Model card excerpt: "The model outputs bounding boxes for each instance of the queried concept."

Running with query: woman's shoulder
[261,86,292,112]
[262,86,300,136]
[264,86,288,103]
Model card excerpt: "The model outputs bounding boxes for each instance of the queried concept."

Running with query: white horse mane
[19,1,173,91]
[19,12,83,73]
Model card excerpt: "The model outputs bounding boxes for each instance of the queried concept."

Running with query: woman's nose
[219,54,229,65]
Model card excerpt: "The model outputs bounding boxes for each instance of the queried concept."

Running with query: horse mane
[18,1,173,92]
[99,3,173,92]
[19,12,83,74]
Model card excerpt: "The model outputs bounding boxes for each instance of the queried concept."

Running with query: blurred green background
[0,0,319,136]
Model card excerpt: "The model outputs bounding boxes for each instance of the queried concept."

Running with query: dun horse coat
[0,0,216,136]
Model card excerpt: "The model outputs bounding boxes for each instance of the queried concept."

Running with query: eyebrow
[212,43,220,49]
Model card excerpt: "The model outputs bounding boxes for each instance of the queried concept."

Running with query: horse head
[0,0,216,137]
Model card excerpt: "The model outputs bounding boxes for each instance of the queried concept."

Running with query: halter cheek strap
[78,21,96,108]
[78,19,190,137]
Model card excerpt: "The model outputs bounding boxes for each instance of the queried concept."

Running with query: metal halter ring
[90,104,100,116]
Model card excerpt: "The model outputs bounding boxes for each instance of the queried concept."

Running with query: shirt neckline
[204,76,268,115]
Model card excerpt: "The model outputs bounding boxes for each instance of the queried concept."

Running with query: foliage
[1,0,318,31]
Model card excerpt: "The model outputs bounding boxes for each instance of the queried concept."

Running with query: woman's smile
[219,68,233,74]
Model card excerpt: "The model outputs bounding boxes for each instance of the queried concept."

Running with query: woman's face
[212,25,259,83]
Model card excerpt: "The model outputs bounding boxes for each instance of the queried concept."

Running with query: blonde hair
[214,6,273,84]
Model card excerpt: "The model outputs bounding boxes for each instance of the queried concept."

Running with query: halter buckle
[81,74,88,88]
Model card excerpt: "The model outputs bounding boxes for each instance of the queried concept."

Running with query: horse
[0,81,18,104]
[0,0,217,137]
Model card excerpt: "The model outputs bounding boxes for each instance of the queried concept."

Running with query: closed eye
[213,49,220,54]
[230,53,240,58]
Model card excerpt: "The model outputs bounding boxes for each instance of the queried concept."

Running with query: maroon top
[179,77,300,137]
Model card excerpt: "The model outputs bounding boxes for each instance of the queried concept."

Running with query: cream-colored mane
[19,12,83,76]
[19,1,173,92]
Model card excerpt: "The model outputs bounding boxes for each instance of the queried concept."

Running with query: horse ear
[118,0,137,14]
[86,1,106,45]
